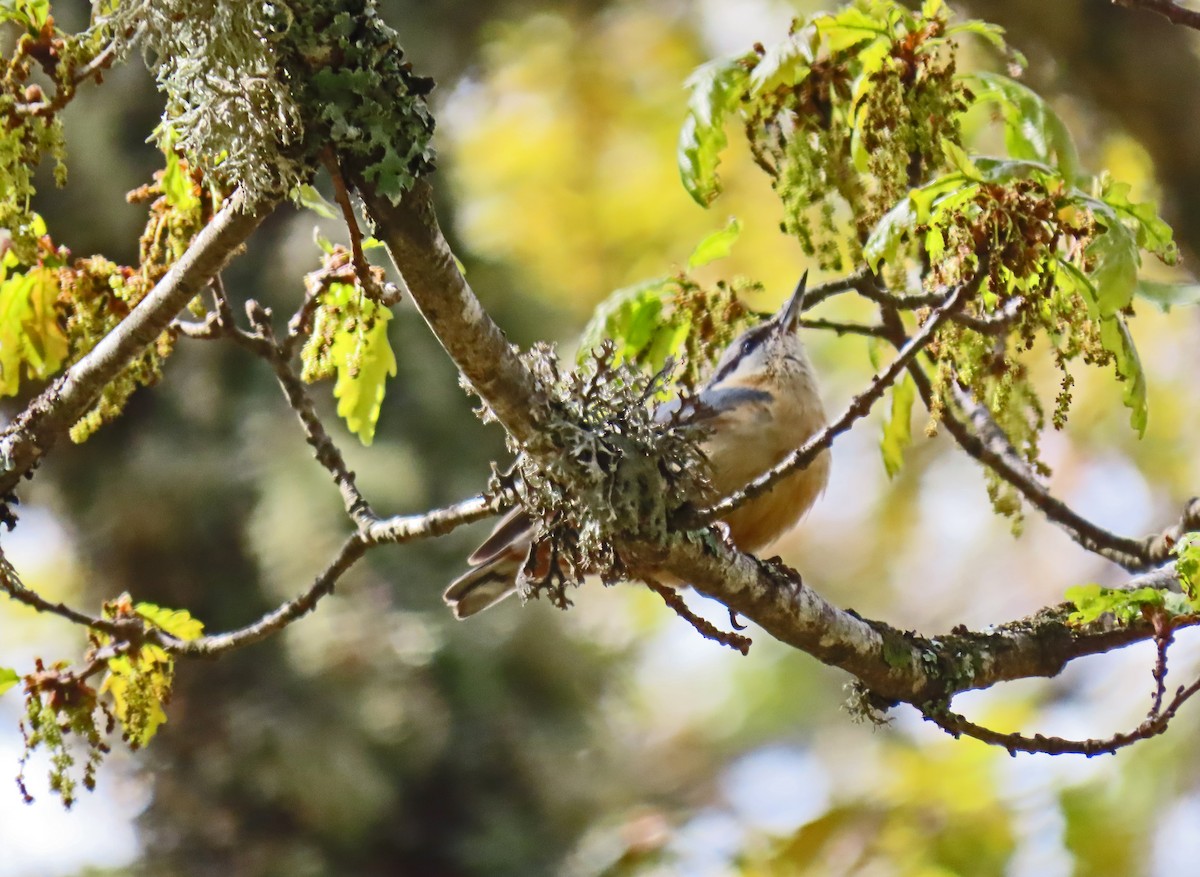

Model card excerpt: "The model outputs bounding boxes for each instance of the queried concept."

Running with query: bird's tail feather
[443,556,520,619]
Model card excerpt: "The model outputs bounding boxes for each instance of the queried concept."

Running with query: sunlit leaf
[0,666,19,697]
[678,55,753,206]
[1085,214,1139,317]
[294,184,340,219]
[20,266,68,375]
[332,305,397,446]
[1099,315,1148,436]
[135,602,205,641]
[0,272,34,395]
[970,72,1080,182]
[687,218,742,269]
[0,265,68,395]
[0,0,50,29]
[1135,281,1200,312]
[863,199,916,271]
[1066,583,1167,626]
[578,278,674,364]
[161,151,200,213]
[1174,533,1200,609]
[880,374,915,478]
[941,140,982,181]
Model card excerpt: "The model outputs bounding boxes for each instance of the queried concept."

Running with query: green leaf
[1098,314,1148,436]
[294,184,340,219]
[1084,204,1139,317]
[941,140,982,181]
[678,55,753,206]
[332,306,397,446]
[863,200,914,272]
[161,151,200,213]
[970,72,1080,182]
[880,374,915,478]
[0,0,49,29]
[20,266,67,376]
[579,278,667,361]
[0,266,67,395]
[687,218,742,269]
[0,272,34,396]
[135,602,204,641]
[1097,179,1178,264]
[814,9,889,53]
[1175,532,1200,609]
[1066,583,1164,626]
[748,34,811,95]
[1135,281,1200,312]
[0,666,19,697]
[946,21,1016,59]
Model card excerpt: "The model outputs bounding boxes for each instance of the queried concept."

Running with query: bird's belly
[721,451,830,553]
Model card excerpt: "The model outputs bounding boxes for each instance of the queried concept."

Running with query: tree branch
[0,192,276,495]
[900,358,1152,569]
[1114,0,1200,30]
[353,177,554,450]
[159,534,367,657]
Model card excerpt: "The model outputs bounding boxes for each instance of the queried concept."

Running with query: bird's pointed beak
[776,270,808,334]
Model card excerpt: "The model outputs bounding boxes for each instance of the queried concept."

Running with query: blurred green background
[2,1,1200,875]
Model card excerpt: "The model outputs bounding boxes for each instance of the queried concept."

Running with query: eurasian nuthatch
[445,273,830,618]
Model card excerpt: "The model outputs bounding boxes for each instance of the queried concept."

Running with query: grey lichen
[98,0,305,199]
[97,0,434,204]
[481,342,713,608]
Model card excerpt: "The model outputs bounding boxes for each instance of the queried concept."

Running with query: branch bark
[353,177,554,450]
[0,192,276,494]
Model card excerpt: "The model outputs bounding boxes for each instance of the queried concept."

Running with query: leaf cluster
[680,0,1000,268]
[1066,535,1200,627]
[678,0,1179,520]
[97,594,204,750]
[15,659,112,808]
[577,221,759,391]
[299,243,397,445]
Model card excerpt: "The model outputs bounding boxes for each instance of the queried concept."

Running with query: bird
[444,272,830,618]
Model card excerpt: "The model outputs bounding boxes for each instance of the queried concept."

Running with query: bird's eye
[741,338,757,356]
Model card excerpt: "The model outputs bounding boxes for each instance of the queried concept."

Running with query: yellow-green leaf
[687,218,742,269]
[0,666,19,697]
[135,602,205,640]
[332,307,397,446]
[880,374,915,478]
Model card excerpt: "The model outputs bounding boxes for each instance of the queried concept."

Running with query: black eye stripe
[710,324,773,384]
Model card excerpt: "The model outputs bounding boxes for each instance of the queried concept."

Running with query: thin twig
[1114,0,1200,30]
[890,338,1152,569]
[321,147,382,300]
[0,545,123,637]
[243,301,376,528]
[158,534,368,657]
[947,376,1150,568]
[924,667,1200,755]
[796,268,876,308]
[797,317,890,338]
[1149,618,1172,719]
[362,495,498,544]
[700,266,985,524]
[851,273,950,309]
[644,578,752,654]
[948,296,1025,335]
